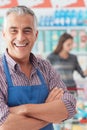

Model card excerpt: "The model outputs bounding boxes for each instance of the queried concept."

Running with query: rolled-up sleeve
[62,92,76,119]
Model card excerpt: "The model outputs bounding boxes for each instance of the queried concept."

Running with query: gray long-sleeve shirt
[47,53,85,88]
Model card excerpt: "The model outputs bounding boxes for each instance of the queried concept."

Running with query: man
[0,6,76,130]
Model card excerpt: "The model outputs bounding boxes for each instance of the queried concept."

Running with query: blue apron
[3,55,54,130]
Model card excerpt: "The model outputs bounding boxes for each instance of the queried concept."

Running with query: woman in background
[47,32,87,95]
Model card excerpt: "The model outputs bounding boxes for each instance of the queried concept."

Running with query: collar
[4,49,38,71]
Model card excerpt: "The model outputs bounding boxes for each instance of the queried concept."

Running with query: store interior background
[0,0,87,130]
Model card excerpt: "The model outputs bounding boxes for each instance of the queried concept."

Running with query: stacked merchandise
[38,9,87,27]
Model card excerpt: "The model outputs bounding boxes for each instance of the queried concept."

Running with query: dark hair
[54,32,73,54]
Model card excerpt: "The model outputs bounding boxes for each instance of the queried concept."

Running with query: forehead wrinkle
[4,13,35,31]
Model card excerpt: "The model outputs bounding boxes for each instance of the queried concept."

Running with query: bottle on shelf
[70,10,77,26]
[54,10,60,26]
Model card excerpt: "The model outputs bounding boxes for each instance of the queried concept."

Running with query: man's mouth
[14,43,28,47]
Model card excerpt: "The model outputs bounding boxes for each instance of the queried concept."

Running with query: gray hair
[3,5,38,30]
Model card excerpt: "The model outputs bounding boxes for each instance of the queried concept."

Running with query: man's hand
[84,69,87,76]
[10,105,26,116]
[46,87,64,103]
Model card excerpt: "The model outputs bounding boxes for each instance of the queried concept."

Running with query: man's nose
[16,31,25,41]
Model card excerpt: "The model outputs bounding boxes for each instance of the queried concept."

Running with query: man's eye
[10,29,17,33]
[24,29,32,33]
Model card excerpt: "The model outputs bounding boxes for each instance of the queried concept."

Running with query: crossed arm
[0,87,67,130]
[0,114,48,130]
[10,87,68,123]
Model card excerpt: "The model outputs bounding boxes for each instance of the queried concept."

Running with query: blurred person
[47,32,87,95]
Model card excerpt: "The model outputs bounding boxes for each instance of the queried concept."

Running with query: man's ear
[2,30,5,38]
[35,30,38,41]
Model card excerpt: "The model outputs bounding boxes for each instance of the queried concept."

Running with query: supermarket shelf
[38,26,87,31]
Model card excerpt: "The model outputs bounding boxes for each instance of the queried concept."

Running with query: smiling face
[2,13,38,61]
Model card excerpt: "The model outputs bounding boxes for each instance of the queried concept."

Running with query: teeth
[14,43,28,47]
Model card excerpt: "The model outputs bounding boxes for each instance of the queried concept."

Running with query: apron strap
[36,69,46,85]
[3,55,46,87]
[2,55,13,86]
